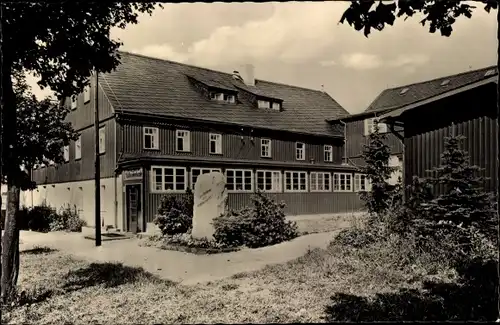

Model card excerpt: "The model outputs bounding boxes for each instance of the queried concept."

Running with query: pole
[94,69,101,246]
[496,3,500,322]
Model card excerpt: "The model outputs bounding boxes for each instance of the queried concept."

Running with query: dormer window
[440,79,450,86]
[399,88,409,95]
[485,69,496,77]
[258,100,271,109]
[271,102,281,111]
[210,92,235,103]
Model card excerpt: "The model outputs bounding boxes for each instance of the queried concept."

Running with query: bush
[49,204,86,232]
[153,188,194,236]
[332,227,379,249]
[212,191,299,248]
[25,204,57,232]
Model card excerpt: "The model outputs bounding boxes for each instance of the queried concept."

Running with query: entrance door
[125,184,142,234]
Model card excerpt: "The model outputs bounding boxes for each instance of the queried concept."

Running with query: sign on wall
[123,168,143,181]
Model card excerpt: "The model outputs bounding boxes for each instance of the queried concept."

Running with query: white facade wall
[20,175,124,231]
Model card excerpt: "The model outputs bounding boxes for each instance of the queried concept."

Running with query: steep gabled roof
[365,65,498,113]
[99,51,349,137]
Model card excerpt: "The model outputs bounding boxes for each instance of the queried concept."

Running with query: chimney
[239,64,255,86]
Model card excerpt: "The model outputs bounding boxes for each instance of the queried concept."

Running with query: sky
[28,2,497,114]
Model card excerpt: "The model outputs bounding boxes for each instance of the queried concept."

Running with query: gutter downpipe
[339,120,348,165]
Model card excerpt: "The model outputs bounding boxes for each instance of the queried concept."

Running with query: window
[151,166,187,192]
[261,138,271,158]
[75,135,82,160]
[210,92,235,103]
[354,174,371,192]
[223,93,236,103]
[284,171,308,192]
[296,142,305,160]
[191,168,221,188]
[176,130,191,152]
[485,69,496,77]
[333,173,352,192]
[83,85,91,103]
[324,145,333,162]
[271,102,281,111]
[209,133,222,154]
[310,172,331,192]
[143,127,159,150]
[364,118,387,135]
[257,100,270,109]
[70,95,77,110]
[440,79,450,86]
[99,127,105,154]
[400,87,409,95]
[256,170,282,193]
[226,169,253,192]
[388,155,403,185]
[63,145,69,162]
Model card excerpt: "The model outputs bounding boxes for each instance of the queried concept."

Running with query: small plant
[49,204,86,232]
[212,191,299,248]
[153,188,194,236]
[332,227,379,249]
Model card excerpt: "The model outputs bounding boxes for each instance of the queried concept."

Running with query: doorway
[125,184,142,234]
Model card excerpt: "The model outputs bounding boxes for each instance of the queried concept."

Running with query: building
[327,96,405,185]
[21,51,367,233]
[378,65,498,193]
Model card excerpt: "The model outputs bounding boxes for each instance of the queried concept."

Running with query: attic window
[271,102,281,111]
[485,69,496,77]
[210,92,235,103]
[440,79,450,86]
[257,100,271,109]
[399,88,409,95]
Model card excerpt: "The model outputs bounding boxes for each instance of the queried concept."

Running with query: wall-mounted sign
[123,168,143,181]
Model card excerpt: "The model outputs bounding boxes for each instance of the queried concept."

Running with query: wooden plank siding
[142,167,364,224]
[117,120,344,164]
[402,82,497,194]
[32,78,117,184]
[344,119,404,165]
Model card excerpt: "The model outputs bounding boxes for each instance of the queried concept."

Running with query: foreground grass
[2,235,458,324]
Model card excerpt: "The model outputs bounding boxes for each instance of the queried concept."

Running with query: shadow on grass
[324,259,497,322]
[21,246,58,255]
[62,262,173,292]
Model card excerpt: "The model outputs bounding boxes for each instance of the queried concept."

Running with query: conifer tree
[359,122,398,218]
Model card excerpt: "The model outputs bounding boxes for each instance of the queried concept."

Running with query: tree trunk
[497,2,500,322]
[1,186,20,303]
[0,24,20,303]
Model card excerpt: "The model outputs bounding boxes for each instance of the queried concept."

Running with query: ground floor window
[284,171,308,192]
[191,168,222,188]
[151,166,187,192]
[256,170,282,192]
[310,172,331,192]
[333,172,352,192]
[354,173,371,192]
[226,169,253,192]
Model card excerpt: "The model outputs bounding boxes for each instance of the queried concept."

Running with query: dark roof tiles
[100,51,349,137]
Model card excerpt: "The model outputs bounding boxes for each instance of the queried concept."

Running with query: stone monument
[191,171,227,240]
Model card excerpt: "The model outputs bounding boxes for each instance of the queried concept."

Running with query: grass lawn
[2,235,461,324]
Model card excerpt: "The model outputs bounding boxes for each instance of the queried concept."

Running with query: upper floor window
[151,166,187,193]
[256,170,281,193]
[209,133,222,154]
[257,100,270,109]
[261,138,272,158]
[75,135,82,160]
[191,168,221,188]
[310,172,331,192]
[176,130,191,152]
[354,174,371,192]
[226,169,253,192]
[210,92,235,103]
[324,145,333,162]
[333,172,352,192]
[284,171,308,192]
[71,95,77,110]
[63,145,70,162]
[83,85,91,103]
[364,118,387,135]
[271,102,281,111]
[99,127,106,154]
[143,127,159,150]
[296,142,305,160]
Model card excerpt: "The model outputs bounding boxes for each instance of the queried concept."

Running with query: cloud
[387,54,429,68]
[319,60,337,67]
[340,53,383,70]
[130,44,189,63]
